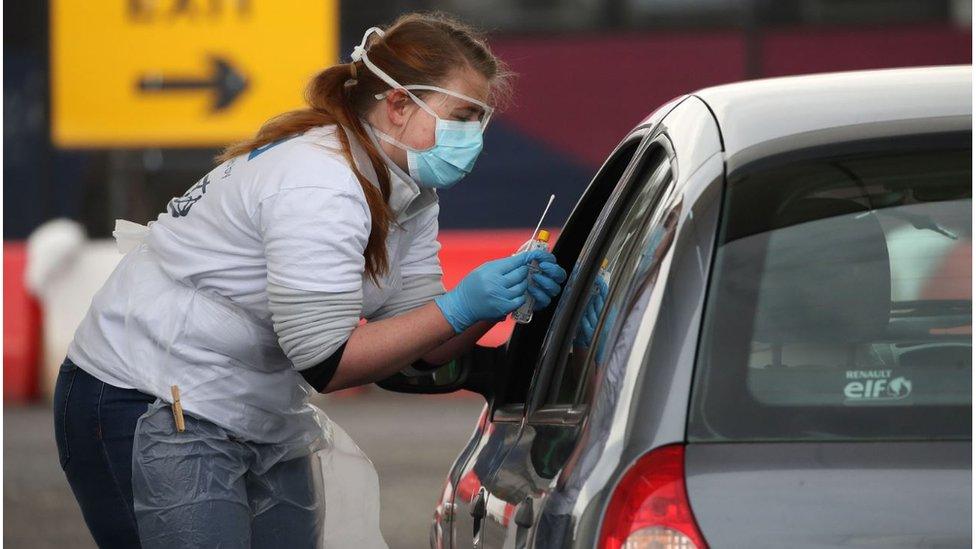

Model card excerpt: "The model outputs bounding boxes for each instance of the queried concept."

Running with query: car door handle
[514,496,534,549]
[471,487,487,545]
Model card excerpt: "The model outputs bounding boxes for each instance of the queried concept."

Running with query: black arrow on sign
[138,56,248,112]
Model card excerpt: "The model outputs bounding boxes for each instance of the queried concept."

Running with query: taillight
[598,444,708,549]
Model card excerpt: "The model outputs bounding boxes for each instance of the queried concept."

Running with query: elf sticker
[843,369,913,403]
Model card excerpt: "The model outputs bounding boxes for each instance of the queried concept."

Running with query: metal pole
[107,150,131,222]
[743,0,763,80]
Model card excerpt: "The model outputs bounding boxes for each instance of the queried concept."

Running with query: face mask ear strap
[350,28,439,119]
[350,27,384,63]
[373,87,439,120]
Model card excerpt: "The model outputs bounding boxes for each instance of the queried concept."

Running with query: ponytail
[219,11,512,283]
[218,63,393,283]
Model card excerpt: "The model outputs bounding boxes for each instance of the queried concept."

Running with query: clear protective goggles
[351,27,495,131]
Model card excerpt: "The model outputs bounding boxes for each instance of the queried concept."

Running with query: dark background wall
[4,0,971,239]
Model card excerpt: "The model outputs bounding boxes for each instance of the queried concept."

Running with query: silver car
[382,65,972,548]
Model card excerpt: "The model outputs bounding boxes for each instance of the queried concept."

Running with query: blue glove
[435,250,558,333]
[575,275,609,348]
[526,260,568,311]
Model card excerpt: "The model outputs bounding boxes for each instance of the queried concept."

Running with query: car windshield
[688,135,972,442]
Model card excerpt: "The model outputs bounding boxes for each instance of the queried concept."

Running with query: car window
[493,135,643,410]
[689,141,972,442]
[574,191,681,408]
[544,151,673,406]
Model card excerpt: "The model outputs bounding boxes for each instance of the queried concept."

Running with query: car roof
[693,65,972,158]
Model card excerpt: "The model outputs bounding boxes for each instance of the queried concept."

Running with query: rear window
[688,138,972,442]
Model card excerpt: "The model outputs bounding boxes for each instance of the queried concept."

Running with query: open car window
[492,135,644,412]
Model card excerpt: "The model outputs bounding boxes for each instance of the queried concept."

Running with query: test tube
[513,229,551,324]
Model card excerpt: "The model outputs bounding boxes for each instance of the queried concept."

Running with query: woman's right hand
[434,250,558,333]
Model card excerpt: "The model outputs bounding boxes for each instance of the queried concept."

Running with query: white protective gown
[69,123,442,547]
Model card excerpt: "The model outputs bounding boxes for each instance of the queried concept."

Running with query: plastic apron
[113,223,387,547]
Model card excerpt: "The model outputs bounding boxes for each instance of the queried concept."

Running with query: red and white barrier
[6,223,556,403]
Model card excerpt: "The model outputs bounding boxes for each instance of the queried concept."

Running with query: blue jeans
[54,357,321,548]
[53,357,154,548]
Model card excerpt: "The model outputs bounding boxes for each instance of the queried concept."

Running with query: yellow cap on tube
[537,230,551,243]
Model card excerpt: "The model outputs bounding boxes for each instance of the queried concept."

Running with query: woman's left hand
[527,261,568,311]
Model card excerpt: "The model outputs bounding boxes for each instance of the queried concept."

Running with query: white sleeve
[256,180,370,293]
[400,203,443,278]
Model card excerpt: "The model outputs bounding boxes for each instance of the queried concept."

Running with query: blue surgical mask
[373,117,483,190]
[351,27,493,190]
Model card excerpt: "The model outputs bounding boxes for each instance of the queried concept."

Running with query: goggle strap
[357,52,438,118]
[351,27,493,131]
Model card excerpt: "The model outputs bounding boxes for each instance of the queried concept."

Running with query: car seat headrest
[751,197,892,343]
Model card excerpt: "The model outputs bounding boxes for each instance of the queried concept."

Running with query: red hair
[218,12,512,282]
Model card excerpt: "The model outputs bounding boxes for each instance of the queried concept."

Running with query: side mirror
[376,344,503,400]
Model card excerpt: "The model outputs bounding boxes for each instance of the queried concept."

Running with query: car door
[442,129,648,549]
[474,136,678,549]
[442,96,689,549]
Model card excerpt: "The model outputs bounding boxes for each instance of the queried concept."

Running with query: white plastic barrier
[25,219,123,398]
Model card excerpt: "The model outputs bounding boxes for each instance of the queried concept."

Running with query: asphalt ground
[4,388,484,549]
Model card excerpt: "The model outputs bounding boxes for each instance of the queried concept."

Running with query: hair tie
[345,62,359,88]
[347,26,384,89]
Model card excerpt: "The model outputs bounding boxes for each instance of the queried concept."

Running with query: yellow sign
[51,0,338,148]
